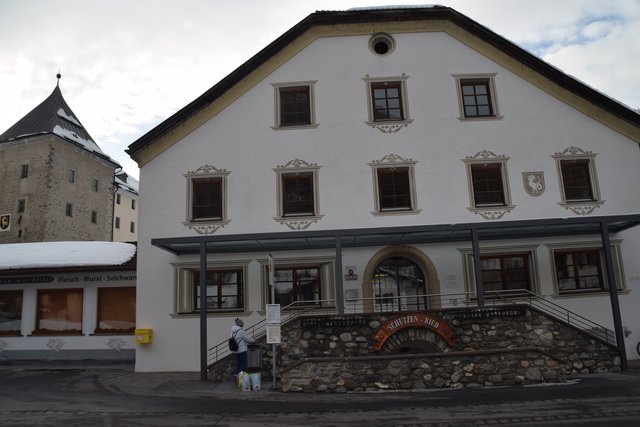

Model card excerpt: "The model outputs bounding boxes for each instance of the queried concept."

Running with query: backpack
[228,332,239,352]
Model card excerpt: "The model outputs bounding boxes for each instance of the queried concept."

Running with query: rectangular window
[20,164,28,179]
[282,172,315,216]
[555,249,604,293]
[65,203,73,217]
[68,169,75,183]
[194,269,244,311]
[0,290,23,336]
[191,177,222,220]
[131,199,136,210]
[130,221,135,233]
[377,168,412,210]
[271,267,320,307]
[115,216,121,229]
[471,163,506,206]
[116,194,121,204]
[560,159,594,201]
[371,81,404,121]
[480,254,531,294]
[17,199,26,214]
[91,210,97,224]
[35,288,83,334]
[92,178,99,192]
[96,287,135,333]
[279,86,311,126]
[461,79,494,117]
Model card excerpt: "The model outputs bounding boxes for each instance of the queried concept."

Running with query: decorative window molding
[463,150,514,220]
[363,74,413,133]
[552,146,604,215]
[369,33,396,56]
[546,240,625,296]
[173,261,250,315]
[459,245,540,298]
[369,154,421,215]
[273,159,323,230]
[453,73,503,121]
[183,164,230,235]
[271,81,318,129]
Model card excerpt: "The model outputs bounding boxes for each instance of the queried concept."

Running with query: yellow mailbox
[134,328,153,344]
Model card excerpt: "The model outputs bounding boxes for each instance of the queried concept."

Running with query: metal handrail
[207,299,338,366]
[483,289,617,345]
[207,289,617,367]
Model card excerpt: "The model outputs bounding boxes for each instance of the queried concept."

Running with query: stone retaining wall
[209,305,621,392]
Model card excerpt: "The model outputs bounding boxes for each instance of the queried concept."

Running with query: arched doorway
[362,245,441,312]
[373,257,427,312]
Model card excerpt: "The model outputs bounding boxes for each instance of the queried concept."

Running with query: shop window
[480,253,532,294]
[174,264,247,314]
[270,267,320,307]
[95,287,136,334]
[35,289,83,334]
[0,290,23,336]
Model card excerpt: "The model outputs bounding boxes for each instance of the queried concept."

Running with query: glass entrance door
[372,257,427,312]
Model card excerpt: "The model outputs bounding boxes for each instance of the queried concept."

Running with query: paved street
[1,362,639,426]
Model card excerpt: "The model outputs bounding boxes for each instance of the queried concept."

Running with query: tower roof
[0,81,117,164]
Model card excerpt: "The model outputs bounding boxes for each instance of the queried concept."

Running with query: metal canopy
[152,214,640,255]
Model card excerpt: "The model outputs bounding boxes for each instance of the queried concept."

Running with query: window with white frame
[453,74,501,120]
[272,81,318,129]
[369,154,420,215]
[261,257,335,309]
[363,74,413,132]
[174,263,248,314]
[273,159,322,230]
[552,146,603,215]
[460,246,539,299]
[463,150,514,220]
[549,241,625,295]
[183,164,230,234]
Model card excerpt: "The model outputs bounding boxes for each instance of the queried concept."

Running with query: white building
[0,242,137,362]
[126,6,640,374]
[113,171,139,242]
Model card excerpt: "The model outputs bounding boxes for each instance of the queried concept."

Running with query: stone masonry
[208,305,621,392]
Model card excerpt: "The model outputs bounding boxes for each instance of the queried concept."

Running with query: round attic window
[369,33,395,56]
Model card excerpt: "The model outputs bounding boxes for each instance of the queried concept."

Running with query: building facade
[126,7,640,373]
[0,82,119,243]
[113,171,139,242]
[0,242,137,362]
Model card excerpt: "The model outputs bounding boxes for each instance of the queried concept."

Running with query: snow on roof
[53,124,105,155]
[57,108,82,127]
[347,4,441,11]
[115,174,139,194]
[0,241,136,271]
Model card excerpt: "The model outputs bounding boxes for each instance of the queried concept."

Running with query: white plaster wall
[134,30,640,371]
[0,274,136,357]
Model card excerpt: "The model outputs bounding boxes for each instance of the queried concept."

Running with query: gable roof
[126,6,640,165]
[0,83,119,165]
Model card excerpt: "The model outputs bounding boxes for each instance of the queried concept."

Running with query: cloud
[1,0,639,180]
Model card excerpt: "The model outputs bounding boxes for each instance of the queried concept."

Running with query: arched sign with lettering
[373,312,455,350]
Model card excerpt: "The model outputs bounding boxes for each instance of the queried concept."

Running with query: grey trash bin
[247,343,262,372]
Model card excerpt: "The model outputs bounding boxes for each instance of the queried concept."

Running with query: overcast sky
[1,0,639,179]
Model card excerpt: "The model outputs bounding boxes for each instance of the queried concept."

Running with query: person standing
[231,318,255,374]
